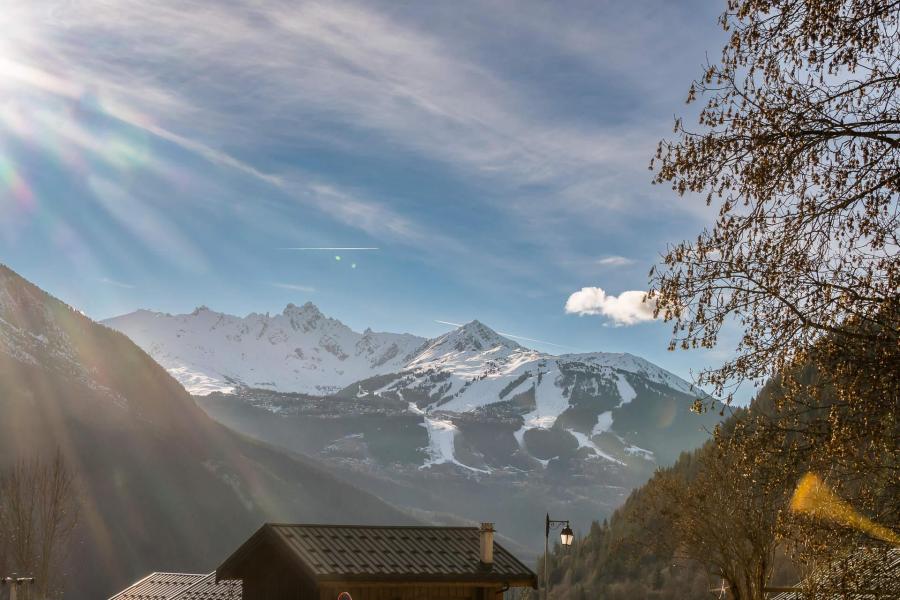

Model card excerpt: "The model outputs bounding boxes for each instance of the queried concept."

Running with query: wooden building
[216,523,537,600]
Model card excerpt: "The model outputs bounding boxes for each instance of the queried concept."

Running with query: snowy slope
[558,351,697,395]
[345,321,706,471]
[103,303,425,395]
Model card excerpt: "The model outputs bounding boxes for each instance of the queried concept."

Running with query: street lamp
[560,525,574,546]
[544,514,573,600]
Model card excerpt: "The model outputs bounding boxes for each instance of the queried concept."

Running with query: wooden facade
[227,538,317,600]
[316,583,503,600]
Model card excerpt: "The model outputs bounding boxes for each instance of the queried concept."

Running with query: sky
[0,0,748,398]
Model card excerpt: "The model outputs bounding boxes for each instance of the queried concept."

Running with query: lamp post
[544,514,573,600]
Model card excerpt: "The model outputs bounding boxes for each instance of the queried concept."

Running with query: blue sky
[0,0,746,396]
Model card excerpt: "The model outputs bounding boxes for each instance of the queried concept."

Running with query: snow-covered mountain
[346,322,705,471]
[102,303,426,395]
[105,304,710,470]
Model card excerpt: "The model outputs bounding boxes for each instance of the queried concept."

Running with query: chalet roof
[108,573,240,600]
[218,523,537,587]
[769,547,899,599]
[107,573,207,600]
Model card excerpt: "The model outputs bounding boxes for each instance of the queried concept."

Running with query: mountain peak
[441,320,523,353]
[460,319,486,330]
[283,301,322,317]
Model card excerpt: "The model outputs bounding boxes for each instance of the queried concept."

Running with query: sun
[0,4,29,63]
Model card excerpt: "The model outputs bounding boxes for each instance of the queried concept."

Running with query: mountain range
[104,305,708,468]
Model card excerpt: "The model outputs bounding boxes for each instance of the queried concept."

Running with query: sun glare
[791,473,900,546]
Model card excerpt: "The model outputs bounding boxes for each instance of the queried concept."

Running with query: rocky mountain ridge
[103,303,426,395]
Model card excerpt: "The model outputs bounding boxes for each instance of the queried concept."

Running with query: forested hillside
[540,405,757,598]
[542,347,898,599]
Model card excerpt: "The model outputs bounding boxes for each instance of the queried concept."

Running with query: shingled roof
[108,573,240,600]
[218,523,537,587]
[108,573,207,600]
[172,574,241,600]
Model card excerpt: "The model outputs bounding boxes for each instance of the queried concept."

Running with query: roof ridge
[267,523,479,529]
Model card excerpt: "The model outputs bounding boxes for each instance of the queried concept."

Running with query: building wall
[317,585,496,600]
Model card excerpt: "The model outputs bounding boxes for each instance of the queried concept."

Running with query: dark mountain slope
[0,265,410,600]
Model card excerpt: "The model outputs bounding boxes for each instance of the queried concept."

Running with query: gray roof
[769,547,899,599]
[107,573,207,600]
[171,574,241,600]
[108,573,240,600]
[218,523,537,586]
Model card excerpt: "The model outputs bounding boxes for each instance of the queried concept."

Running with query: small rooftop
[108,573,240,600]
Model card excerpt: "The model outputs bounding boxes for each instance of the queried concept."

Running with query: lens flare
[0,156,34,210]
[791,473,899,545]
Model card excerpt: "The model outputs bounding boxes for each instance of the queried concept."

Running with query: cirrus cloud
[595,255,635,267]
[271,282,317,293]
[564,287,657,325]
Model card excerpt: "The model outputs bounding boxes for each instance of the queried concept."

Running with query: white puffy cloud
[564,287,656,325]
